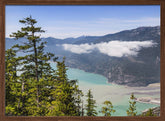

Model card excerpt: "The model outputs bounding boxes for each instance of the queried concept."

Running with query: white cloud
[62,43,95,54]
[61,40,157,57]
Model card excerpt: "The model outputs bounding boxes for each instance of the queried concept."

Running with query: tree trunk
[21,79,25,115]
[32,32,39,108]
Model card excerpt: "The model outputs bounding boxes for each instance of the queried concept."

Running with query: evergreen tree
[47,57,83,116]
[85,89,97,116]
[127,93,137,116]
[81,101,85,116]
[141,108,156,116]
[75,90,84,116]
[5,48,31,116]
[9,16,57,116]
[5,48,18,115]
[100,100,115,116]
[6,15,83,116]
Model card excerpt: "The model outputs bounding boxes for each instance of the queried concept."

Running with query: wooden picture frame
[0,0,165,121]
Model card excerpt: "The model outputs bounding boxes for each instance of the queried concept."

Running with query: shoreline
[49,61,160,116]
[50,61,160,88]
[135,97,160,105]
[67,64,160,88]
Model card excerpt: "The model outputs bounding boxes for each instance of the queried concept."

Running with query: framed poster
[0,0,165,121]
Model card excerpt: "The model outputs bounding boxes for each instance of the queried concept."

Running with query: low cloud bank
[61,40,156,57]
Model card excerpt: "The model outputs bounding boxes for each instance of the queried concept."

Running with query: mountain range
[6,26,160,87]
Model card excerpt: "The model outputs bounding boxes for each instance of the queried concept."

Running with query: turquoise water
[50,62,159,116]
[67,68,110,85]
[97,100,158,116]
[50,62,110,85]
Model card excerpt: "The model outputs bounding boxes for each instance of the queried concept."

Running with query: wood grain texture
[0,1,5,121]
[0,0,165,121]
[3,0,162,5]
[160,1,165,120]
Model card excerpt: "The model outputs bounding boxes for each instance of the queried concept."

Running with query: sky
[6,5,160,39]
